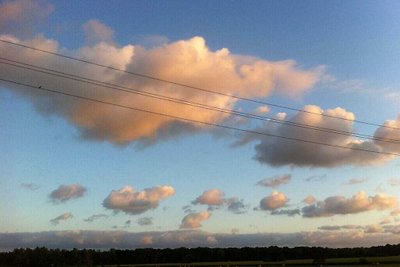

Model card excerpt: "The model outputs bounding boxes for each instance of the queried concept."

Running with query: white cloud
[260,191,289,211]
[50,212,73,225]
[302,191,397,217]
[49,184,87,203]
[180,211,211,229]
[257,174,291,188]
[103,185,175,215]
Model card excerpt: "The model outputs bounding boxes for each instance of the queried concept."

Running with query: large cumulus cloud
[103,185,175,215]
[0,17,322,145]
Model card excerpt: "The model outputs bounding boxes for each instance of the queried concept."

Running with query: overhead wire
[0,77,399,157]
[1,57,399,145]
[1,38,399,131]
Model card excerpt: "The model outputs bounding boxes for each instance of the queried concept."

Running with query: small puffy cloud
[49,184,87,203]
[21,183,40,190]
[83,214,109,223]
[103,185,175,215]
[226,198,247,214]
[137,217,153,226]
[344,178,368,185]
[255,105,270,114]
[303,195,316,205]
[238,105,394,167]
[180,211,211,229]
[270,208,300,217]
[192,189,225,206]
[257,174,291,188]
[260,191,289,211]
[302,191,397,218]
[83,19,114,44]
[50,212,73,225]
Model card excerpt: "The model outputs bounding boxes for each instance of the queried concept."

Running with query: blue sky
[1,0,400,249]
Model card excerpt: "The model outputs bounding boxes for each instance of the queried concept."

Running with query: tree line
[1,244,400,267]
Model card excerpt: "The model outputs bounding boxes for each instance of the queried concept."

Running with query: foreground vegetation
[1,245,400,267]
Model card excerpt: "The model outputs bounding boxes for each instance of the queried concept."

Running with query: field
[98,255,400,267]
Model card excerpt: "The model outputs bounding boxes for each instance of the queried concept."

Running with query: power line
[1,57,399,145]
[1,38,399,131]
[0,77,398,157]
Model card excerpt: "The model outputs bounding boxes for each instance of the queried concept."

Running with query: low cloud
[237,105,398,167]
[344,178,368,185]
[302,191,397,218]
[3,229,400,250]
[103,185,175,215]
[137,217,153,226]
[270,208,300,216]
[260,191,289,211]
[49,184,87,203]
[50,212,73,225]
[83,214,109,223]
[180,211,211,229]
[257,174,291,188]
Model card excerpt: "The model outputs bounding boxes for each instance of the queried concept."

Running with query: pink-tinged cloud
[0,23,322,145]
[302,191,397,217]
[49,184,87,203]
[103,185,175,215]
[192,189,225,206]
[303,195,316,205]
[260,191,289,211]
[180,211,211,229]
[50,212,73,225]
[238,105,395,167]
[257,174,291,188]
[82,19,114,44]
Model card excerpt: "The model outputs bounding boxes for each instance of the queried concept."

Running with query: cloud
[305,174,327,182]
[226,198,247,214]
[83,214,109,223]
[180,211,211,229]
[103,185,175,215]
[259,191,289,211]
[0,26,322,145]
[192,189,225,206]
[388,178,400,186]
[270,208,300,216]
[83,19,114,45]
[3,229,400,250]
[254,105,270,114]
[303,195,316,205]
[237,105,395,167]
[50,212,73,225]
[302,191,397,218]
[344,178,368,185]
[137,217,153,226]
[20,183,40,190]
[257,174,291,188]
[49,184,87,203]
[0,0,53,37]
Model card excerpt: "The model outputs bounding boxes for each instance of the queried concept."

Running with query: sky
[1,0,400,250]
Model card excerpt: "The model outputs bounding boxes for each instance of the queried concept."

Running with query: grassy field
[103,255,400,267]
